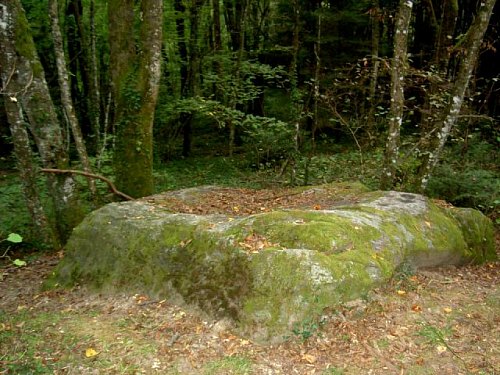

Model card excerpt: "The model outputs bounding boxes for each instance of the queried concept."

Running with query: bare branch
[40,168,134,201]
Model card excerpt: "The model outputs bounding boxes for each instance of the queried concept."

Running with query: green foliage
[291,150,383,189]
[155,156,260,191]
[241,115,296,167]
[291,318,323,341]
[0,175,37,244]
[203,57,286,105]
[7,232,23,243]
[426,139,499,217]
[1,232,26,267]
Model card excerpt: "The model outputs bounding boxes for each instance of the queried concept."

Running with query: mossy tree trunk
[380,0,413,190]
[0,81,57,247]
[418,0,496,191]
[0,0,84,244]
[109,0,163,198]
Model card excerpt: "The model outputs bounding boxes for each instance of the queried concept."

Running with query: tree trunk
[109,0,163,198]
[49,0,96,199]
[380,0,413,190]
[89,0,101,151]
[66,0,97,149]
[1,95,57,247]
[212,0,224,101]
[433,0,458,71]
[290,0,301,153]
[227,0,247,156]
[0,0,83,243]
[184,0,206,157]
[366,0,381,137]
[418,0,496,191]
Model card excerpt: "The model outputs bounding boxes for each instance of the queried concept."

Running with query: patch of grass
[0,310,79,374]
[417,322,452,346]
[376,337,390,349]
[202,355,253,375]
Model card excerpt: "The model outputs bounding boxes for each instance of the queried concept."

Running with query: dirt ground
[1,189,499,374]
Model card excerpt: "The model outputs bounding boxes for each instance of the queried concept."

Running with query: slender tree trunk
[312,14,321,150]
[173,0,191,157]
[228,0,247,156]
[433,0,458,71]
[184,0,206,157]
[380,0,413,190]
[366,0,381,138]
[49,0,96,198]
[109,0,163,198]
[418,0,496,191]
[212,0,223,101]
[0,0,83,243]
[89,0,101,150]
[290,0,301,153]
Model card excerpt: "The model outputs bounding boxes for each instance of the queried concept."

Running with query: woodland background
[0,0,499,250]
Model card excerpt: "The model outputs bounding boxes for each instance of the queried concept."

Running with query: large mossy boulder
[52,184,496,343]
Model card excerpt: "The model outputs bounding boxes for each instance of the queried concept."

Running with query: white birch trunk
[419,0,497,190]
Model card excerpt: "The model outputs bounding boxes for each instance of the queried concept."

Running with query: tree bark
[418,0,497,191]
[433,0,458,71]
[0,94,57,247]
[227,0,247,156]
[65,0,98,149]
[212,0,224,101]
[89,0,101,150]
[380,0,413,190]
[366,0,381,136]
[49,0,96,199]
[109,0,163,198]
[0,0,83,243]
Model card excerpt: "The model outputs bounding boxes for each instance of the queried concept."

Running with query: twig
[40,168,134,201]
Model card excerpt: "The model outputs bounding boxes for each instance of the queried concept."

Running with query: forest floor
[1,188,499,375]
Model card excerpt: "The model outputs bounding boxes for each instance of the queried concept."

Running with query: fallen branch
[40,168,134,201]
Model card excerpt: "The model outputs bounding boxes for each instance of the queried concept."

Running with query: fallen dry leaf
[436,345,447,354]
[85,348,99,358]
[302,353,317,364]
[412,304,422,312]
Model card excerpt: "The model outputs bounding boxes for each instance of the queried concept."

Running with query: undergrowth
[1,136,498,251]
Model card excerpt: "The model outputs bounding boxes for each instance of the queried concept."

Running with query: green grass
[0,310,78,374]
[201,356,253,375]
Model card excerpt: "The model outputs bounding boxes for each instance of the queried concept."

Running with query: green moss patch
[49,184,496,343]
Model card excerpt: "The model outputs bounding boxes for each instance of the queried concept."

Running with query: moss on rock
[49,184,496,343]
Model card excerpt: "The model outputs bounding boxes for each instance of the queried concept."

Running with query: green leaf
[7,233,22,243]
[13,259,27,267]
